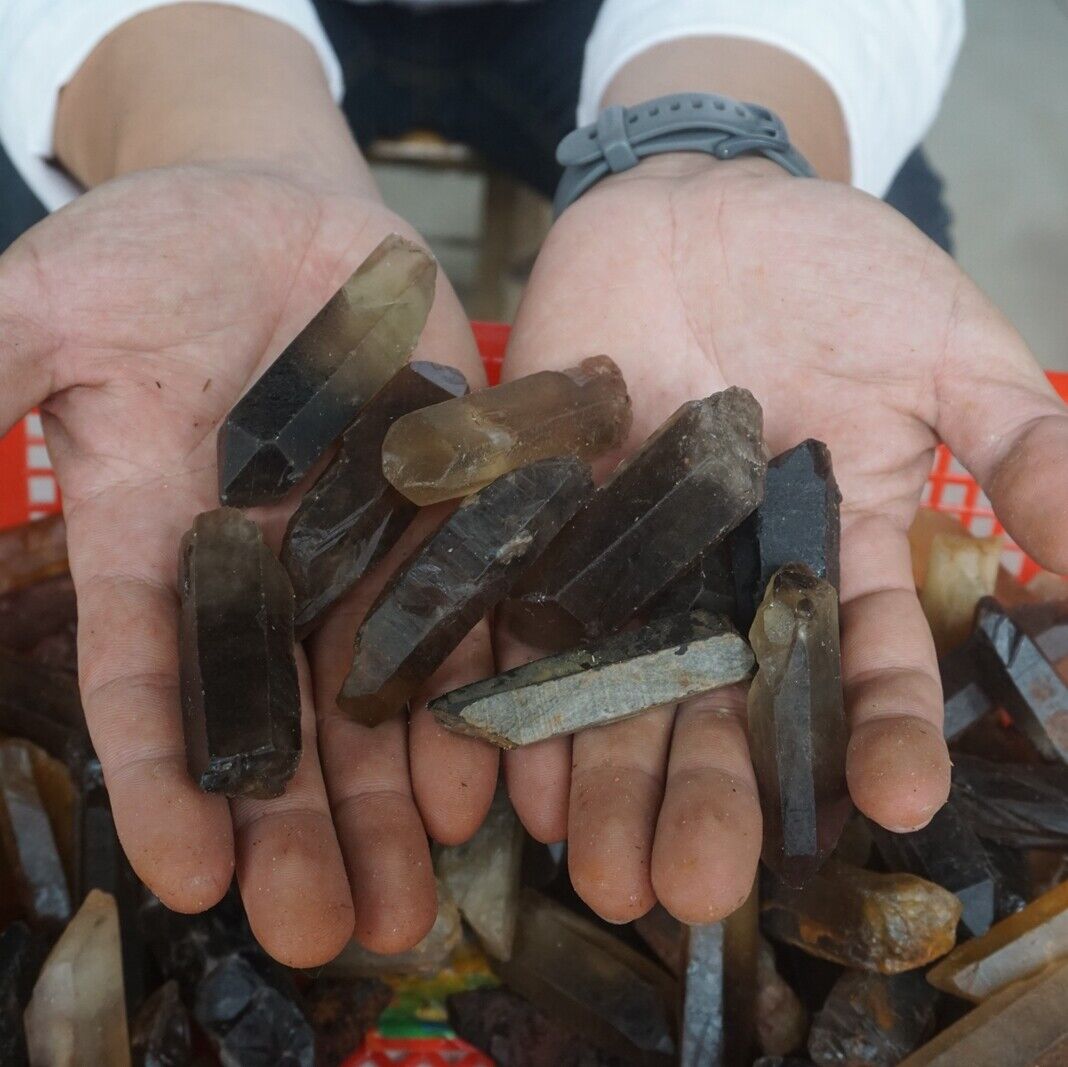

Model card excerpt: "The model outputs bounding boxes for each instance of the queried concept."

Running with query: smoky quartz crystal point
[282,361,469,636]
[179,508,300,798]
[218,234,436,506]
[433,610,753,747]
[748,564,850,888]
[338,458,593,726]
[870,800,996,940]
[381,355,631,505]
[511,387,766,645]
[733,439,841,633]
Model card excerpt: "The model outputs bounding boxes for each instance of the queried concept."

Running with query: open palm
[0,162,496,963]
[499,157,1068,924]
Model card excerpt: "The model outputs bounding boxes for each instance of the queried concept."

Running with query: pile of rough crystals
[4,240,1068,1066]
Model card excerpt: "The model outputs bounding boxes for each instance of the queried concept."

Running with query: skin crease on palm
[2,18,1068,971]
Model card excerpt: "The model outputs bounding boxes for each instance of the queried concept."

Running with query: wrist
[54,4,375,197]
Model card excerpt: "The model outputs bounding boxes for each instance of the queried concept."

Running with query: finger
[230,647,353,967]
[840,514,951,832]
[936,288,1068,572]
[66,483,234,913]
[495,625,571,843]
[309,539,437,955]
[0,236,61,432]
[568,707,674,923]
[651,689,762,924]
[409,622,499,845]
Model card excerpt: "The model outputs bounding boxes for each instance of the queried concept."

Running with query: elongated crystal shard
[870,799,996,939]
[732,439,841,632]
[748,565,849,888]
[179,508,300,797]
[920,533,1000,657]
[381,356,631,505]
[282,361,469,636]
[927,878,1068,1002]
[0,741,71,928]
[495,890,676,1065]
[950,755,1068,850]
[24,890,130,1067]
[808,970,938,1067]
[972,597,1068,765]
[681,886,758,1067]
[218,234,436,505]
[899,959,1068,1066]
[762,859,962,974]
[433,610,753,747]
[511,387,766,645]
[436,786,524,959]
[338,458,593,726]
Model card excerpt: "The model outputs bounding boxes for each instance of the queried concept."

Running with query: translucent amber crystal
[0,514,67,597]
[920,533,1000,656]
[382,355,631,505]
[748,565,849,887]
[762,859,962,974]
[927,878,1068,1002]
[218,234,436,505]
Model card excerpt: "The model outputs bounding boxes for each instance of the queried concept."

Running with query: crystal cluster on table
[5,237,1068,1065]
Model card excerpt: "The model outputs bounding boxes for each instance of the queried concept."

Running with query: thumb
[0,237,60,434]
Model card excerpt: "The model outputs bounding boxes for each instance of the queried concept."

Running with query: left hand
[495,154,1068,924]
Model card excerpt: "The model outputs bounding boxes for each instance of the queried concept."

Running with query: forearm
[54,3,373,194]
[601,37,850,183]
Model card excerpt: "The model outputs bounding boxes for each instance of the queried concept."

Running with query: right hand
[0,161,501,964]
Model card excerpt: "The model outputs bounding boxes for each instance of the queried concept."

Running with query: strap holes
[670,102,681,111]
[765,128,777,137]
[714,101,726,110]
[693,100,703,108]
[649,107,659,116]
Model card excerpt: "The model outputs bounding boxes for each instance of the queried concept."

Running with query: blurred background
[372,0,1068,370]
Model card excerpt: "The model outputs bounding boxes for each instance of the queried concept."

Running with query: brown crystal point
[0,741,71,929]
[436,785,524,960]
[432,610,753,747]
[282,360,469,637]
[748,564,849,888]
[381,355,631,505]
[920,533,1000,656]
[682,884,758,1067]
[0,514,67,597]
[178,508,300,798]
[762,858,962,974]
[24,889,130,1067]
[511,387,766,645]
[218,234,436,506]
[337,458,593,726]
[495,889,676,1065]
[927,878,1068,1002]
[808,970,938,1067]
[898,958,1068,1066]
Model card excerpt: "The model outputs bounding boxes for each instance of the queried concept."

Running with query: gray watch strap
[554,93,814,217]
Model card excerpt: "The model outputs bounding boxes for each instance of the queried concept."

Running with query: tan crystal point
[382,356,631,505]
[927,878,1068,1002]
[762,858,962,974]
[920,532,1000,656]
[436,786,524,960]
[325,881,461,977]
[748,565,849,888]
[24,889,130,1067]
[899,958,1068,1066]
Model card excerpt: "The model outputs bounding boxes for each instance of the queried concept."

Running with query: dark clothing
[0,0,952,254]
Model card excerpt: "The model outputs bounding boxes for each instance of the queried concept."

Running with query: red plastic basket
[1,322,1064,583]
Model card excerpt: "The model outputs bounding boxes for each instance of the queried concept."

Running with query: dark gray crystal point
[870,798,996,939]
[733,438,841,633]
[432,610,753,748]
[973,596,1068,765]
[338,458,594,726]
[512,387,766,645]
[282,361,468,637]
[179,508,300,798]
[217,235,436,506]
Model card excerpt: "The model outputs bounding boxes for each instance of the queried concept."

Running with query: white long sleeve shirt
[0,0,963,211]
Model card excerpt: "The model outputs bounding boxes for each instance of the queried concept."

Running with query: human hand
[0,162,499,963]
[497,154,1068,924]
